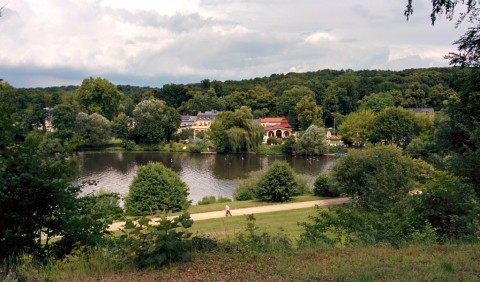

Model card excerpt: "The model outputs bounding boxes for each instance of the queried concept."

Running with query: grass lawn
[190,206,321,240]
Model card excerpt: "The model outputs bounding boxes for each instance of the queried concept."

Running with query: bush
[236,214,292,252]
[116,214,193,269]
[198,196,216,205]
[330,145,428,213]
[293,174,310,196]
[187,139,207,153]
[197,196,231,205]
[125,162,190,215]
[267,137,280,145]
[121,139,136,151]
[52,191,123,258]
[216,196,232,203]
[407,171,480,240]
[233,186,255,201]
[313,174,339,197]
[253,161,298,202]
[234,170,265,201]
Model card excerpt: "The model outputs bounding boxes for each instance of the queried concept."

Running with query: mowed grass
[190,206,320,240]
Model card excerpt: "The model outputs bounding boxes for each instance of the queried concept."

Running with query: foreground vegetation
[17,208,480,281]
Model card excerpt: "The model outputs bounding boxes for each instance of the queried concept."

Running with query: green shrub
[187,139,207,153]
[407,171,480,241]
[313,174,339,197]
[234,170,264,201]
[52,191,123,258]
[293,174,310,196]
[216,196,232,203]
[121,140,136,151]
[327,146,347,154]
[267,137,280,145]
[116,214,193,269]
[233,186,255,201]
[125,162,190,215]
[281,136,296,154]
[236,214,292,252]
[198,196,216,205]
[253,161,298,202]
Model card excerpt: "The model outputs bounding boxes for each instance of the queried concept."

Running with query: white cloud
[304,32,338,43]
[0,0,471,87]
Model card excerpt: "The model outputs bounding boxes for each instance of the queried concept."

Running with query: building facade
[191,110,219,138]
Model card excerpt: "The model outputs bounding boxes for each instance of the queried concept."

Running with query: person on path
[225,204,232,216]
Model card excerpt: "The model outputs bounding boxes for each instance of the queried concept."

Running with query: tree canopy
[209,107,264,153]
[76,77,124,120]
[132,98,181,144]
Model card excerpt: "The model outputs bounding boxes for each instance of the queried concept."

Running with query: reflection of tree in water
[75,152,136,175]
[211,154,264,180]
[132,152,183,173]
[74,152,335,200]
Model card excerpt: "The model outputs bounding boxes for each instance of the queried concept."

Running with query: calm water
[73,152,335,204]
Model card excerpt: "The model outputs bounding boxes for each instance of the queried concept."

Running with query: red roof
[264,125,292,131]
[260,117,285,123]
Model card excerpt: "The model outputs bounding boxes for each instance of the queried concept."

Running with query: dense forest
[0,67,465,131]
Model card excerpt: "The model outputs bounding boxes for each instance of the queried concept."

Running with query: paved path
[108,197,349,232]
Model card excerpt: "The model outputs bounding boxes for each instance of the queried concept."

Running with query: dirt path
[108,197,349,231]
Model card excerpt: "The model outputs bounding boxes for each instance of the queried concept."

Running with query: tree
[132,99,181,144]
[111,112,130,140]
[339,110,376,147]
[313,173,339,197]
[154,84,188,108]
[407,171,480,240]
[405,0,479,24]
[359,92,395,113]
[294,124,327,156]
[0,130,80,262]
[330,145,429,213]
[446,26,480,67]
[295,95,323,130]
[277,86,315,130]
[125,162,189,215]
[370,107,418,148]
[209,107,264,153]
[75,112,112,146]
[405,0,480,67]
[52,104,78,141]
[253,161,298,202]
[76,77,124,120]
[434,69,480,194]
[179,90,223,115]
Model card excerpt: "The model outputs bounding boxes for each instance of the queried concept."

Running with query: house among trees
[179,114,196,131]
[192,110,219,138]
[326,129,343,146]
[259,117,293,143]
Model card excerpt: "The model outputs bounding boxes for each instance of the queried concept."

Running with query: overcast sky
[0,0,469,88]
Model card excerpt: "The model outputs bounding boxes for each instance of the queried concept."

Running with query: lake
[73,151,335,204]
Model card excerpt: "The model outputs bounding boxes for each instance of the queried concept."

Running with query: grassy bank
[23,240,480,281]
[23,204,480,281]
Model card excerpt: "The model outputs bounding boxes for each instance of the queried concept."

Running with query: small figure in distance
[225,204,232,217]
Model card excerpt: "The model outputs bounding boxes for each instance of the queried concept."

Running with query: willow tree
[210,106,264,153]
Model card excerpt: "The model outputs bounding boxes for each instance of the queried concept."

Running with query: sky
[0,0,470,88]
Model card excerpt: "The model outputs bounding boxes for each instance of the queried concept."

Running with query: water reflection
[74,152,334,204]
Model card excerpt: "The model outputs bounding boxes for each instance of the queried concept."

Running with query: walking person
[225,204,232,216]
